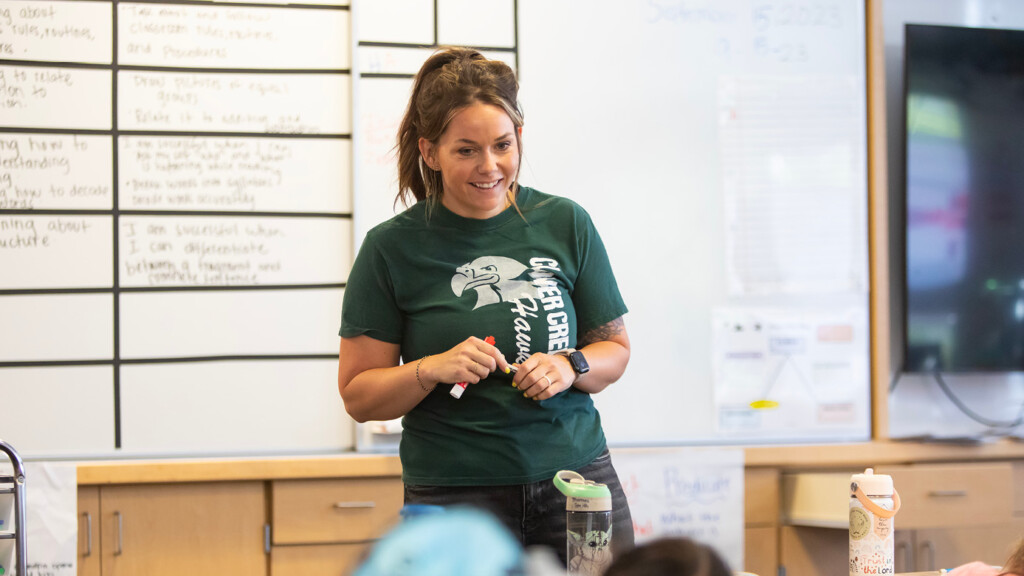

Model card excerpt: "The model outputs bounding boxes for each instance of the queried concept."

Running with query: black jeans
[403,449,635,566]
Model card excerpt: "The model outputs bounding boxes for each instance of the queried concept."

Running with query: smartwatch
[556,348,590,377]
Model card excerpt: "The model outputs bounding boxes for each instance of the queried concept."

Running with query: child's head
[603,537,732,576]
[1000,538,1024,576]
[353,506,524,576]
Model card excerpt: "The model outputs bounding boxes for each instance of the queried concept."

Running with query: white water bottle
[849,468,900,576]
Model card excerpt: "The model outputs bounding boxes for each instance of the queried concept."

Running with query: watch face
[569,350,590,374]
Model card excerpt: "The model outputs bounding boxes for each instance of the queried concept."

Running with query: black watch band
[557,348,590,376]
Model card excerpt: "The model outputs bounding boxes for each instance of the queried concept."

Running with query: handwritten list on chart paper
[612,448,745,570]
[0,0,355,457]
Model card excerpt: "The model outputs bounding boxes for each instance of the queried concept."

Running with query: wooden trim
[745,439,1024,469]
[75,439,1024,485]
[77,454,402,485]
[866,0,891,440]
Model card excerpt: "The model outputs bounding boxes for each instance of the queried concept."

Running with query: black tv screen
[904,23,1024,373]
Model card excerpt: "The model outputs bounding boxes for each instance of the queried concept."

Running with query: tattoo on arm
[578,317,625,348]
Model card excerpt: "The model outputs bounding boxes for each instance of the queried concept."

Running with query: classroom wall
[2,0,877,458]
[882,0,1024,439]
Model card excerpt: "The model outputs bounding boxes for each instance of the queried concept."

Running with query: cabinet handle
[333,501,376,509]
[896,541,911,573]
[114,511,124,556]
[921,540,936,571]
[928,489,967,498]
[83,512,92,557]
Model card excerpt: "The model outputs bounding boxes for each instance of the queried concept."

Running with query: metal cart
[0,439,27,576]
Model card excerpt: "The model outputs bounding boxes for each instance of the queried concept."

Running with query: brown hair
[395,47,524,211]
[603,537,732,576]
[1000,538,1024,576]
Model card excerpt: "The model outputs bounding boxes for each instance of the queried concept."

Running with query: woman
[338,46,634,562]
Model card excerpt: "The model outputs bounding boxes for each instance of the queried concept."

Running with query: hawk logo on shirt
[451,256,541,310]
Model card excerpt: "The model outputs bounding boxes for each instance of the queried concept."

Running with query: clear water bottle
[553,470,614,576]
[849,468,901,576]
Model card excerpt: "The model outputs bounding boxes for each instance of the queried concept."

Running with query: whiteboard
[118,136,352,213]
[119,359,350,456]
[0,294,114,362]
[0,367,115,457]
[0,215,113,289]
[352,1,871,448]
[0,66,112,130]
[117,3,351,69]
[0,0,354,458]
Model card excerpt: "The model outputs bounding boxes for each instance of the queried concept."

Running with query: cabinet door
[270,543,370,576]
[894,530,914,574]
[745,526,777,576]
[914,522,1024,573]
[271,477,402,544]
[744,468,779,576]
[77,486,100,576]
[878,463,1013,529]
[100,482,266,576]
[779,525,848,576]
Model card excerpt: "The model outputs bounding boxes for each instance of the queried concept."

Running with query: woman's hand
[421,336,510,388]
[514,352,575,401]
[513,316,633,400]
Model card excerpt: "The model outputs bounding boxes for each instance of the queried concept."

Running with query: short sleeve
[570,208,628,335]
[339,231,403,343]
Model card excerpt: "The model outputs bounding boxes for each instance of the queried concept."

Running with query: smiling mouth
[471,179,502,190]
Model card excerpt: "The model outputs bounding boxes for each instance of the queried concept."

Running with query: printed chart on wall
[712,308,868,437]
[0,0,355,457]
[353,0,518,450]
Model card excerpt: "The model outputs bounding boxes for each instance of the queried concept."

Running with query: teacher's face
[420,102,520,220]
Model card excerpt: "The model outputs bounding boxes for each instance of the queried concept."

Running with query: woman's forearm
[341,360,432,423]
[569,339,630,394]
[569,315,631,394]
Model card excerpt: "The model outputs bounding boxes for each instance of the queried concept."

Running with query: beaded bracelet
[415,356,434,392]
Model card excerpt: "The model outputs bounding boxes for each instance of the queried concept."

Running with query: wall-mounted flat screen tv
[904,23,1024,372]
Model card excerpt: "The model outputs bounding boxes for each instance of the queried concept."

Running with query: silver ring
[542,375,552,387]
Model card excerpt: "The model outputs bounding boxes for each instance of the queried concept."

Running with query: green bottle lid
[553,470,612,511]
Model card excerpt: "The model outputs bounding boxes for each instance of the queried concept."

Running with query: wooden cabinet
[744,468,779,576]
[69,448,1024,576]
[880,462,1016,572]
[878,463,1013,529]
[778,462,1023,576]
[780,524,848,576]
[78,482,266,576]
[775,521,1024,576]
[269,476,403,576]
[77,486,101,576]
[895,522,1024,573]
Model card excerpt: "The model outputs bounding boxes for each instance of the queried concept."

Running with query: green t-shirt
[340,186,627,485]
